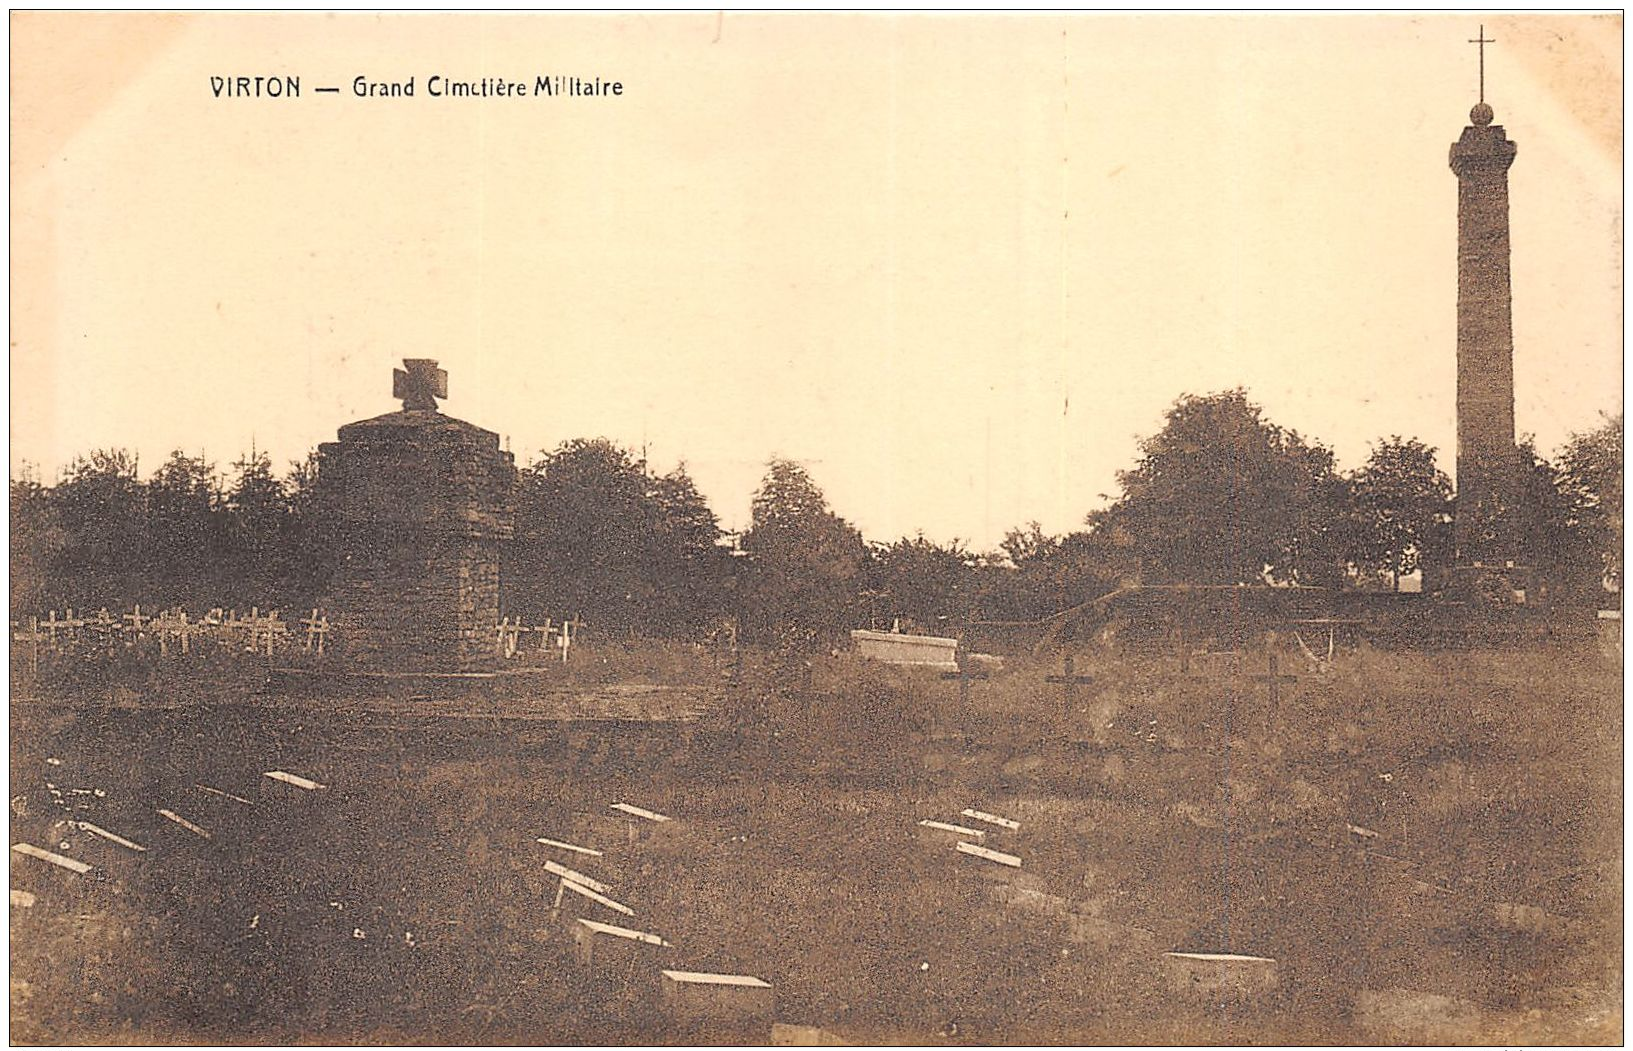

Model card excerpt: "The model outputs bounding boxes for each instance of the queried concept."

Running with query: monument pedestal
[317,361,515,674]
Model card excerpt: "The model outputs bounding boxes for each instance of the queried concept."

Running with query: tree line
[11,390,1621,641]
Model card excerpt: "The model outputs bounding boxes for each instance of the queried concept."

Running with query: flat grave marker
[13,842,93,875]
[961,808,1020,831]
[157,809,212,839]
[543,859,612,894]
[264,770,327,791]
[75,822,147,853]
[955,841,1022,868]
[917,819,987,846]
[195,783,254,806]
[1161,950,1280,998]
[611,802,671,823]
[573,917,674,984]
[660,969,775,1028]
[556,875,635,918]
[536,836,603,857]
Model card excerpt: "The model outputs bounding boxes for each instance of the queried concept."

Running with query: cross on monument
[393,358,448,412]
[1469,24,1496,104]
[1045,654,1096,715]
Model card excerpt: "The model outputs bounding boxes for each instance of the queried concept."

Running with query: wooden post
[1045,655,1096,715]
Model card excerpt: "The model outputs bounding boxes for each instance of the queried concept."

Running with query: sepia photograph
[7,10,1624,1046]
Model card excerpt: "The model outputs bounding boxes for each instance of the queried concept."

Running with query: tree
[282,449,337,607]
[222,450,291,606]
[1347,437,1453,589]
[1554,414,1623,603]
[865,534,978,631]
[507,439,727,635]
[1093,390,1348,586]
[644,464,730,634]
[51,449,146,608]
[10,469,66,615]
[741,459,866,646]
[978,522,1127,620]
[144,450,223,608]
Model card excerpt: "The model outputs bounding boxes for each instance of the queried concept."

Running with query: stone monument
[318,359,516,672]
[1446,28,1531,604]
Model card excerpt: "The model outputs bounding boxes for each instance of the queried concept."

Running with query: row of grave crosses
[13,605,332,663]
[495,615,585,663]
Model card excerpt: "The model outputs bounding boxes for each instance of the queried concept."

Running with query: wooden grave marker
[940,659,990,712]
[1045,655,1096,714]
[301,609,330,655]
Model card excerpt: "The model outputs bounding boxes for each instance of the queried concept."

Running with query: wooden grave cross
[16,617,47,675]
[123,604,150,635]
[558,614,585,664]
[42,609,68,648]
[234,608,284,656]
[535,618,556,652]
[302,609,330,655]
[495,617,523,659]
[150,608,195,655]
[1248,648,1299,711]
[940,658,990,711]
[1045,655,1096,714]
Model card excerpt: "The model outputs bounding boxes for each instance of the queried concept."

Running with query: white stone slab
[1165,951,1276,963]
[578,917,672,947]
[536,836,602,857]
[662,969,772,988]
[919,819,986,841]
[961,808,1020,831]
[849,629,959,670]
[560,875,634,917]
[12,842,91,874]
[264,770,326,791]
[610,802,670,823]
[196,783,253,805]
[955,841,1021,867]
[157,809,212,839]
[544,859,610,894]
[76,822,147,852]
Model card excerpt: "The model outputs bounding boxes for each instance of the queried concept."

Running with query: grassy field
[8,636,1623,1044]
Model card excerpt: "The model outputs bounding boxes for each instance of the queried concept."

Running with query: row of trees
[11,390,1621,643]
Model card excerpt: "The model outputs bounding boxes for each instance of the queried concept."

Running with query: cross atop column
[1469,24,1496,104]
[393,359,448,412]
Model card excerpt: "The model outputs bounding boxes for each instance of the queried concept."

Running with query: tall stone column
[318,360,516,673]
[1448,101,1520,569]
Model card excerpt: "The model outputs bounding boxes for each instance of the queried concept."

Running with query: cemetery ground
[8,637,1622,1045]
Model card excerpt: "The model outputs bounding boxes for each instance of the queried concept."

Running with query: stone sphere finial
[1470,102,1494,126]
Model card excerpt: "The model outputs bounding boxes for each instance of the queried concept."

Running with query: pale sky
[10,13,1623,550]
